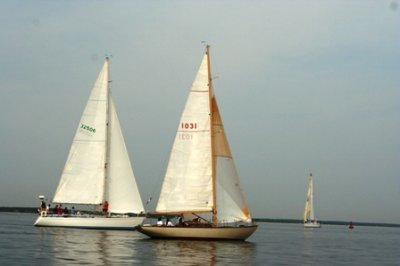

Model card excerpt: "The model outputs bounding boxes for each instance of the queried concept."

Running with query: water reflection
[302,228,316,266]
[35,226,256,265]
[143,239,256,266]
[37,228,141,265]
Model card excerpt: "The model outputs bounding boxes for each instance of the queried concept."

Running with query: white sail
[212,95,252,224]
[156,54,213,213]
[156,48,252,224]
[136,46,257,240]
[53,59,109,205]
[107,96,144,214]
[35,58,145,229]
[303,174,315,222]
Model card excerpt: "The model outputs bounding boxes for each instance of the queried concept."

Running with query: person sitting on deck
[58,205,64,215]
[166,219,173,226]
[157,218,163,226]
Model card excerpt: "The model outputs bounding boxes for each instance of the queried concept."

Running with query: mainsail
[53,59,109,205]
[156,47,251,224]
[156,54,213,213]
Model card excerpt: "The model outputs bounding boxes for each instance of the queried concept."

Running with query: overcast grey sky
[0,1,399,223]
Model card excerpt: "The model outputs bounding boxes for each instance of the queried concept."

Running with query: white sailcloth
[212,95,251,224]
[107,96,144,213]
[156,50,252,224]
[52,58,144,214]
[303,174,315,222]
[53,60,109,205]
[156,54,213,213]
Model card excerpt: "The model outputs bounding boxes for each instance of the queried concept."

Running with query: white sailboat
[136,46,257,240]
[303,173,321,228]
[34,57,145,229]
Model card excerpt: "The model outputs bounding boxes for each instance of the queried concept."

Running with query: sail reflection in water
[144,239,256,265]
[35,226,256,265]
[2,214,399,265]
[37,228,141,265]
[302,228,315,264]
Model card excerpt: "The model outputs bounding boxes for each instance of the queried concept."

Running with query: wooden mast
[206,45,217,225]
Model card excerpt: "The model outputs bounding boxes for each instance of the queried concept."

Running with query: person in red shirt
[102,201,109,216]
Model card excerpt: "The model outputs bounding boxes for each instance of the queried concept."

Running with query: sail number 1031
[181,122,197,129]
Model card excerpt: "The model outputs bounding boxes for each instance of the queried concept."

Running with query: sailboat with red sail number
[136,46,257,240]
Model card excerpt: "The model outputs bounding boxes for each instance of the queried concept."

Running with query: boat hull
[34,215,144,230]
[304,222,321,228]
[136,224,258,240]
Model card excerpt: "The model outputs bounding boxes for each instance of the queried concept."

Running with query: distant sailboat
[136,46,257,240]
[34,58,145,229]
[303,173,321,228]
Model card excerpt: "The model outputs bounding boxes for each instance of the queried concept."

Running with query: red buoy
[348,221,354,229]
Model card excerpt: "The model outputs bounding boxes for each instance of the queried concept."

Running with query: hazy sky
[1,1,399,224]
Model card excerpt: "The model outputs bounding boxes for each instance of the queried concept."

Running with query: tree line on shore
[1,207,398,228]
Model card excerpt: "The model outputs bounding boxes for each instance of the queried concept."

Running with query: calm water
[0,213,399,265]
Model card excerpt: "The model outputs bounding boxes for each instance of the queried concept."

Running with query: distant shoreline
[1,207,399,228]
[0,207,38,213]
[253,218,400,228]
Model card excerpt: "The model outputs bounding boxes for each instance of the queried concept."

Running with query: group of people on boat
[157,218,174,226]
[49,204,75,215]
[37,199,77,216]
[37,199,109,217]
[155,215,212,228]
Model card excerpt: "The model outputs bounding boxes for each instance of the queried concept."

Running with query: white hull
[136,225,258,240]
[34,215,144,230]
[304,221,321,228]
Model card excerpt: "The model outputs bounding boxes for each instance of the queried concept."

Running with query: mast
[103,56,111,204]
[206,45,217,225]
